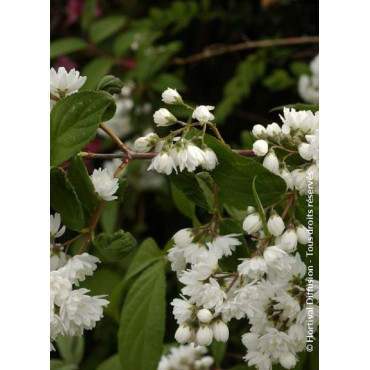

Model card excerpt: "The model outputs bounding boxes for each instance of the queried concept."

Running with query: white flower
[173,228,194,247]
[197,309,213,324]
[202,148,218,171]
[244,351,272,370]
[263,246,292,273]
[296,224,309,245]
[50,67,86,99]
[242,332,260,351]
[238,256,268,279]
[243,213,263,234]
[279,229,298,253]
[197,278,226,310]
[195,356,214,368]
[263,151,280,175]
[266,123,281,137]
[279,352,297,369]
[207,234,241,259]
[50,251,67,271]
[50,271,72,306]
[148,151,177,175]
[168,246,187,274]
[192,105,215,122]
[134,133,159,153]
[247,206,256,215]
[90,168,119,201]
[171,298,194,325]
[59,288,109,336]
[50,213,66,239]
[153,108,177,126]
[298,142,313,161]
[298,55,319,105]
[280,108,319,135]
[273,294,301,323]
[196,325,213,346]
[279,166,294,190]
[184,142,206,172]
[175,324,194,344]
[267,211,285,237]
[162,88,183,104]
[253,140,269,156]
[252,124,267,138]
[58,253,100,285]
[212,320,229,342]
[305,129,319,165]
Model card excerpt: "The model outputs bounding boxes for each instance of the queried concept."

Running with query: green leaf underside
[50,91,115,166]
[68,156,100,217]
[50,167,85,231]
[118,261,166,370]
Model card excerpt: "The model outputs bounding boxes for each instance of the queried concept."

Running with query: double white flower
[50,67,87,99]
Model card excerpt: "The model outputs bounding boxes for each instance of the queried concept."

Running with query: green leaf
[68,156,100,217]
[270,103,319,113]
[81,58,114,91]
[107,238,164,320]
[97,75,124,95]
[263,69,295,91]
[118,261,166,370]
[171,182,196,220]
[50,91,115,166]
[204,134,286,210]
[50,168,85,231]
[169,171,212,211]
[252,176,269,235]
[211,340,227,367]
[152,73,186,93]
[97,354,121,370]
[81,0,97,30]
[56,336,84,365]
[89,16,126,44]
[50,38,88,59]
[100,200,119,233]
[113,30,137,57]
[94,230,137,262]
[50,360,78,370]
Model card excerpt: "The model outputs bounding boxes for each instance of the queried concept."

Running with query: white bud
[266,122,281,137]
[198,356,214,367]
[174,325,193,344]
[252,124,267,138]
[298,142,313,161]
[212,320,229,342]
[279,352,297,369]
[296,224,309,245]
[202,148,218,171]
[162,88,183,104]
[134,133,159,153]
[280,167,294,190]
[247,206,256,215]
[192,105,215,122]
[243,213,262,235]
[252,139,268,156]
[153,108,177,126]
[197,309,213,324]
[267,211,285,237]
[280,228,298,253]
[196,325,213,346]
[173,228,194,247]
[263,150,280,175]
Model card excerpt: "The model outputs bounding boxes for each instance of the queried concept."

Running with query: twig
[171,36,319,65]
[281,193,295,219]
[225,273,240,293]
[99,123,131,156]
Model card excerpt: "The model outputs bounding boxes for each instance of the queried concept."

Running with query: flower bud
[174,325,193,344]
[134,133,159,153]
[192,105,215,122]
[202,148,218,171]
[197,309,213,324]
[280,228,298,253]
[252,140,268,156]
[267,211,285,237]
[279,352,297,369]
[298,142,313,161]
[243,213,262,235]
[266,122,281,137]
[173,228,194,247]
[296,223,309,245]
[196,325,213,346]
[212,320,229,342]
[252,124,267,138]
[162,88,183,104]
[280,166,294,190]
[197,356,214,368]
[153,108,177,126]
[263,150,279,175]
[247,206,256,215]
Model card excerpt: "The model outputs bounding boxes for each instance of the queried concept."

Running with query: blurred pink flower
[122,58,137,70]
[52,56,78,72]
[66,0,85,25]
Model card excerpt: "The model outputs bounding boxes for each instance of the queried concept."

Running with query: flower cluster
[168,200,319,369]
[157,344,214,370]
[134,88,219,175]
[298,55,319,105]
[50,214,109,350]
[90,167,119,201]
[252,107,319,195]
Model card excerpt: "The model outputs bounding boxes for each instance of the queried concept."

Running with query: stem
[225,273,240,293]
[206,121,226,144]
[99,122,131,156]
[281,193,295,219]
[61,234,84,247]
[171,36,319,65]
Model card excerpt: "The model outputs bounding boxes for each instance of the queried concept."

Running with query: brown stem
[281,193,295,219]
[171,36,319,65]
[225,273,240,293]
[206,122,226,144]
[99,122,131,156]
